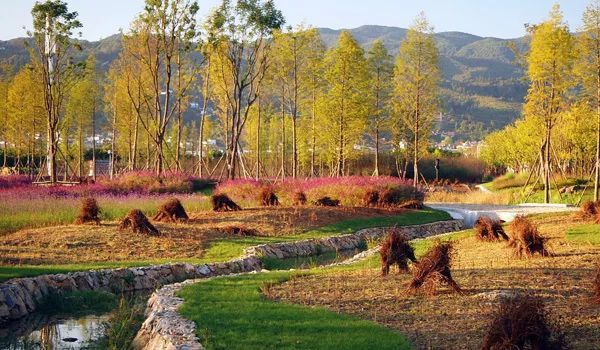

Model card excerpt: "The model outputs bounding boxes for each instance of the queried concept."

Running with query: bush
[580,201,600,223]
[211,193,242,212]
[380,229,416,276]
[508,216,549,258]
[481,293,564,349]
[119,209,159,235]
[260,187,280,206]
[74,197,101,225]
[153,197,189,222]
[363,190,380,207]
[215,225,259,236]
[293,191,307,206]
[474,216,508,241]
[314,196,340,207]
[409,241,462,295]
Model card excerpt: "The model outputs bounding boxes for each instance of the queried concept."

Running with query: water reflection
[0,312,109,349]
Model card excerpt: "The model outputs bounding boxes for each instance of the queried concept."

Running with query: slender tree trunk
[292,36,298,179]
[91,104,96,181]
[110,103,117,180]
[198,57,210,177]
[78,121,83,178]
[595,66,600,201]
[374,126,380,176]
[132,112,139,171]
[281,86,286,178]
[310,90,316,177]
[544,122,551,204]
[256,96,261,180]
[175,53,182,172]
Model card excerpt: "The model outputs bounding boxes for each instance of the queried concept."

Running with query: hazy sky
[0,0,592,41]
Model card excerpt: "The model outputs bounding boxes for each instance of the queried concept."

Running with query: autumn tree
[29,0,82,182]
[577,0,600,201]
[65,55,99,178]
[367,40,393,176]
[524,4,575,203]
[322,31,369,177]
[393,13,440,187]
[127,0,199,175]
[205,0,284,179]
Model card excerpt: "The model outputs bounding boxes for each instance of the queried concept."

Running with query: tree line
[0,0,441,185]
[481,2,600,202]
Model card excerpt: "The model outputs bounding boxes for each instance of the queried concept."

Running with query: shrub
[118,209,159,235]
[474,216,508,241]
[380,229,416,276]
[508,216,549,258]
[314,196,340,207]
[74,197,101,225]
[409,241,462,295]
[363,190,380,207]
[260,187,280,207]
[216,225,259,236]
[153,197,189,222]
[293,191,307,206]
[211,194,242,212]
[580,201,600,222]
[399,200,424,210]
[481,293,564,349]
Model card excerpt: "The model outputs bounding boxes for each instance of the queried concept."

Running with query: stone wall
[133,279,204,350]
[0,256,261,324]
[244,220,464,259]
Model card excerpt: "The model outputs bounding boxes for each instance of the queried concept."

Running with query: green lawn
[177,272,411,350]
[565,224,600,245]
[0,208,451,282]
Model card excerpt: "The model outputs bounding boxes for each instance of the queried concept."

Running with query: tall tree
[322,31,369,177]
[524,4,575,203]
[129,0,199,175]
[65,55,98,178]
[29,0,82,182]
[393,13,440,187]
[367,40,393,176]
[578,0,600,201]
[205,0,284,179]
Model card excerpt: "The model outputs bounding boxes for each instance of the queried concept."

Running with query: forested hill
[0,25,529,140]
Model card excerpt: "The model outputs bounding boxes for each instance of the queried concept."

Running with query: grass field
[0,207,450,281]
[177,272,411,350]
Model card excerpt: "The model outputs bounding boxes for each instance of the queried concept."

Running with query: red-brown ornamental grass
[508,216,550,258]
[481,293,565,350]
[293,191,307,206]
[580,200,600,224]
[74,197,101,225]
[215,225,259,236]
[380,228,416,276]
[409,241,462,295]
[314,196,340,207]
[153,197,189,223]
[399,200,424,210]
[211,193,242,212]
[260,187,280,207]
[363,190,380,207]
[118,209,159,235]
[474,216,509,241]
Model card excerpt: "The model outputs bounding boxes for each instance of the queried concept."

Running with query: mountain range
[0,25,529,141]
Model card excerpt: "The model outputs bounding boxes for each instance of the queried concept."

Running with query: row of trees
[0,0,441,184]
[481,3,600,202]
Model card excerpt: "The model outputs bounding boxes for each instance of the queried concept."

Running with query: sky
[0,0,592,41]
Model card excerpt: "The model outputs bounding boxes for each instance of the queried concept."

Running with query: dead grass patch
[271,213,600,349]
[74,197,101,225]
[380,229,416,276]
[509,216,550,258]
[118,209,159,235]
[474,216,508,241]
[153,197,189,222]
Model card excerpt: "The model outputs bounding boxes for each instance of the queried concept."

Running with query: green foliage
[177,271,410,350]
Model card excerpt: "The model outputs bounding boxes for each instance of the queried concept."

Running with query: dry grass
[380,229,416,276]
[0,206,406,265]
[271,213,600,349]
[426,190,516,205]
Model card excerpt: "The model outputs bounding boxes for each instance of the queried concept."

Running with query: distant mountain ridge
[0,25,529,140]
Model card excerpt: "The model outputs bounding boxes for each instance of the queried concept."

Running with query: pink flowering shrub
[216,176,421,207]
